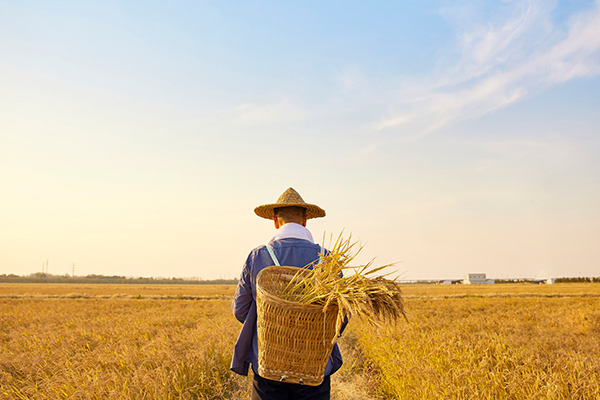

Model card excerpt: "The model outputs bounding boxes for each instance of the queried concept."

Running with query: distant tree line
[0,273,237,285]
[555,277,598,283]
[481,277,599,284]
[494,279,539,284]
[2,273,598,285]
[492,277,598,284]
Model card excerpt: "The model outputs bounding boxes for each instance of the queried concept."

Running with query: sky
[1,0,599,281]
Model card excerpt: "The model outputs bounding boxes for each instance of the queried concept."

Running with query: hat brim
[254,203,326,220]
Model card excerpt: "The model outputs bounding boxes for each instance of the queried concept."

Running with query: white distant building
[464,273,495,284]
[534,278,556,284]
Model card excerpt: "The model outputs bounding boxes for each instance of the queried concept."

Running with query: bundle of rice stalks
[280,233,407,341]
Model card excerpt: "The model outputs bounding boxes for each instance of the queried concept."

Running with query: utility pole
[46,259,49,275]
[72,262,75,277]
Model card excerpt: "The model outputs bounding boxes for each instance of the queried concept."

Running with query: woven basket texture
[256,266,338,386]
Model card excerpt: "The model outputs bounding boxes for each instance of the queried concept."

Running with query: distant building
[464,273,495,284]
[533,278,556,284]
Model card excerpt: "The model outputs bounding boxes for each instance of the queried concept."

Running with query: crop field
[1,283,599,399]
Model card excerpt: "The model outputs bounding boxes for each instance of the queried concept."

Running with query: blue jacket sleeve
[232,253,254,323]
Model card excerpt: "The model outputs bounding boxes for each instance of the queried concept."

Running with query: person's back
[231,188,342,400]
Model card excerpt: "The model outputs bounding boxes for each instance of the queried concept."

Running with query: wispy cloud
[199,100,311,128]
[228,101,310,126]
[378,0,600,134]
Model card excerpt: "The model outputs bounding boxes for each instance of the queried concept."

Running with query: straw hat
[254,187,326,220]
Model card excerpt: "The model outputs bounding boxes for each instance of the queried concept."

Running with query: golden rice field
[1,283,599,399]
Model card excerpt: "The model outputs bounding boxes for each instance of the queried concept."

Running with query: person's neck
[270,222,314,243]
[279,220,303,227]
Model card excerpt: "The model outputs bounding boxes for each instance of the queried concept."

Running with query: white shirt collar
[269,222,315,244]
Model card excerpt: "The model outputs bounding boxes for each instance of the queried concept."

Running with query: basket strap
[266,244,324,267]
[317,245,324,266]
[265,244,280,266]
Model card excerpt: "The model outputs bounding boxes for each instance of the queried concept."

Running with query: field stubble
[1,283,599,399]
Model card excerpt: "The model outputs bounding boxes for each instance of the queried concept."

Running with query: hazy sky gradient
[1,0,599,280]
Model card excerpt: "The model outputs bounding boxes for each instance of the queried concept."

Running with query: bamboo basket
[256,266,339,386]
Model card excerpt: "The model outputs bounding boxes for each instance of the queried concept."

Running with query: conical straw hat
[254,187,326,220]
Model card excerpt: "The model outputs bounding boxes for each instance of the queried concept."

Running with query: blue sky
[1,0,599,280]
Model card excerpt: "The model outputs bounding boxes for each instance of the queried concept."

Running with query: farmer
[231,187,343,400]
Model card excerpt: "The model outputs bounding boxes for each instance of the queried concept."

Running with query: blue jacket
[230,238,344,376]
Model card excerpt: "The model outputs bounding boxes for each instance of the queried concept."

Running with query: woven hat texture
[254,187,326,220]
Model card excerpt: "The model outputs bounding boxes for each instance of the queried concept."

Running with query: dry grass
[400,282,600,298]
[280,234,406,338]
[355,294,600,399]
[0,283,235,298]
[0,297,250,399]
[1,283,599,399]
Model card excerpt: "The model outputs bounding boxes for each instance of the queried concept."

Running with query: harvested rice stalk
[281,233,407,341]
